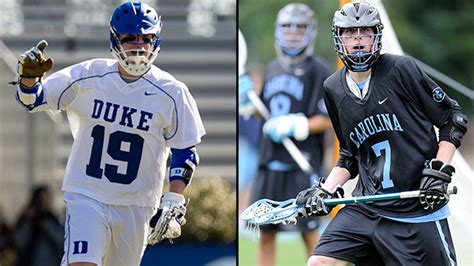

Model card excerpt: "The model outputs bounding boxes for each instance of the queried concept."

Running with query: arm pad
[438,110,468,148]
[16,81,48,112]
[169,146,199,186]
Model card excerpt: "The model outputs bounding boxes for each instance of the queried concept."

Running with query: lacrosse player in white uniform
[14,2,205,266]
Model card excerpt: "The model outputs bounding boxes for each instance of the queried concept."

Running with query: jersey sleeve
[323,83,359,178]
[164,82,206,149]
[307,62,332,117]
[394,57,455,130]
[41,63,86,112]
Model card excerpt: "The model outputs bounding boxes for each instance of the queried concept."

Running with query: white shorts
[61,192,155,266]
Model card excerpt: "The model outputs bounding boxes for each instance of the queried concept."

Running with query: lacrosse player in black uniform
[240,3,333,265]
[295,2,468,266]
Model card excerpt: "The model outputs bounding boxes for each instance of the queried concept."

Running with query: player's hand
[262,113,309,143]
[295,185,344,217]
[147,192,187,245]
[239,74,256,119]
[419,159,455,210]
[17,40,54,78]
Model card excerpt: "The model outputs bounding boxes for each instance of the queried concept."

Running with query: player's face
[340,27,375,54]
[280,23,308,49]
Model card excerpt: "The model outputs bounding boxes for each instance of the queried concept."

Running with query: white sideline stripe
[453,151,473,177]
[0,40,18,71]
[435,220,456,266]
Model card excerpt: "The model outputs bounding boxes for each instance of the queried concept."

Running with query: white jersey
[34,58,205,207]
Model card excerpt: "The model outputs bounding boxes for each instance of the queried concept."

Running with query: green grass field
[239,230,473,266]
[238,232,308,266]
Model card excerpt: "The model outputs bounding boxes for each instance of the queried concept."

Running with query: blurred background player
[14,184,63,266]
[14,2,205,266]
[239,3,332,265]
[296,2,468,265]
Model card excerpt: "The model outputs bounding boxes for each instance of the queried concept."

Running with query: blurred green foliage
[239,0,474,113]
[179,178,236,243]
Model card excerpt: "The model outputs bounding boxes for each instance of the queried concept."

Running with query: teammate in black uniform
[295,2,468,265]
[240,3,333,266]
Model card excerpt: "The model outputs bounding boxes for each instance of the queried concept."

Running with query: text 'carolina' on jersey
[349,113,404,149]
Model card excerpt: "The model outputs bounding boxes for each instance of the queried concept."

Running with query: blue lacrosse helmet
[110,1,162,76]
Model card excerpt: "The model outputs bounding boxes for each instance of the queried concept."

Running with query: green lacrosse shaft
[323,186,457,205]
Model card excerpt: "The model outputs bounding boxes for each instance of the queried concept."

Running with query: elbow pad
[169,147,199,186]
[439,111,468,148]
[16,80,47,112]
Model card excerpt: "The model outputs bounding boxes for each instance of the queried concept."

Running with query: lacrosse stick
[241,186,458,226]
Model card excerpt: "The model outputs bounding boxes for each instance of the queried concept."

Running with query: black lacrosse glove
[419,159,455,210]
[295,185,344,217]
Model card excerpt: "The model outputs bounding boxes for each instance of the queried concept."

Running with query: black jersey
[324,54,459,218]
[259,56,332,173]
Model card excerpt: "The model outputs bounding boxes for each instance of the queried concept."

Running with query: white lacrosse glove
[147,192,188,245]
[262,113,309,143]
[239,74,256,119]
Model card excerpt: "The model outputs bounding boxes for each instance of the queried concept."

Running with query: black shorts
[314,205,456,265]
[250,169,320,232]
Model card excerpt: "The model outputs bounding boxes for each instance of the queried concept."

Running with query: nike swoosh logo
[144,91,157,96]
[378,98,388,104]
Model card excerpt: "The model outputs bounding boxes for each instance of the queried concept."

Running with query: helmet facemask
[274,3,317,68]
[110,30,161,76]
[334,26,383,72]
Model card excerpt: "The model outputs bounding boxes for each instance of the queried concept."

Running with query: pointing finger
[35,40,48,52]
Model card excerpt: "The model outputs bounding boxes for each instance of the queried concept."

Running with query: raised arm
[15,40,54,112]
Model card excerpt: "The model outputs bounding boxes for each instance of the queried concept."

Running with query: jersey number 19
[86,125,144,184]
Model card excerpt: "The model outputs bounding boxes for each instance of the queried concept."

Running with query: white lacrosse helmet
[274,3,317,67]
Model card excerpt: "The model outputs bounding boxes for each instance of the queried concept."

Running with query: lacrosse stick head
[147,207,178,245]
[241,199,301,226]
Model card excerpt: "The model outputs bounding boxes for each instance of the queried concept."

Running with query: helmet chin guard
[110,2,162,76]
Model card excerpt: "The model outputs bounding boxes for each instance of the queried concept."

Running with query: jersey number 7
[86,125,144,184]
[371,140,394,189]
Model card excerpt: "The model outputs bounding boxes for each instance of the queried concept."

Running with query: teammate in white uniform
[14,2,205,266]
